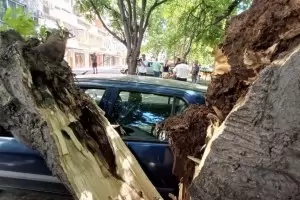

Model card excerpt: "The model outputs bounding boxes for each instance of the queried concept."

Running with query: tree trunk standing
[0,30,162,200]
[126,48,139,75]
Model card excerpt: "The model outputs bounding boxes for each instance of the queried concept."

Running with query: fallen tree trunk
[190,45,300,200]
[163,0,300,199]
[189,0,300,199]
[0,30,161,200]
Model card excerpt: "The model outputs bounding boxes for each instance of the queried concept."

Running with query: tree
[142,0,252,63]
[76,0,169,74]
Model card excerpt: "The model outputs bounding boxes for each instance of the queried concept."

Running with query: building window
[0,0,26,20]
[75,52,85,68]
[8,0,26,11]
[0,0,6,20]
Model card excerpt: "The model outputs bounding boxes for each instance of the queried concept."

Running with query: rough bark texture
[164,0,300,199]
[0,30,161,200]
[126,49,139,75]
[190,45,300,200]
[188,0,300,198]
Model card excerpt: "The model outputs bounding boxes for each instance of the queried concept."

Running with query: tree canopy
[142,0,252,64]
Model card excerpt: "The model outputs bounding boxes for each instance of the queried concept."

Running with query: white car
[120,61,164,75]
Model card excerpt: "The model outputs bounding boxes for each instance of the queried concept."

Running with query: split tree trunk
[163,1,300,200]
[0,30,161,200]
[189,0,300,199]
[190,45,300,200]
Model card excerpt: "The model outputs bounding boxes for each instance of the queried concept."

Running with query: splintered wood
[0,30,161,200]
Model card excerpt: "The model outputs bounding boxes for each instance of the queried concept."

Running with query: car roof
[76,74,208,93]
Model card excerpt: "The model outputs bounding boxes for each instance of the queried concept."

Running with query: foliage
[142,0,252,64]
[38,25,48,42]
[0,7,36,38]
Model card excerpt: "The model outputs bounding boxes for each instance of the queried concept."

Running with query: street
[72,66,211,85]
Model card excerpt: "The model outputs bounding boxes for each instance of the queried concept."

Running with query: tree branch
[139,0,147,32]
[183,35,194,59]
[143,0,169,30]
[132,0,138,47]
[87,0,126,46]
[126,0,133,27]
[132,0,137,31]
[212,0,243,26]
[117,0,131,49]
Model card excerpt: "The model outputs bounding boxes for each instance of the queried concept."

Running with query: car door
[107,89,189,198]
[0,135,70,197]
[146,61,154,76]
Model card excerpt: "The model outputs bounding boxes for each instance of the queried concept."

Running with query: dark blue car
[0,75,206,199]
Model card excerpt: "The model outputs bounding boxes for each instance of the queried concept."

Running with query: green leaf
[0,7,37,39]
[142,0,252,64]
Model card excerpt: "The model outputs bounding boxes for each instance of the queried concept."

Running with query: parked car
[120,61,164,76]
[0,75,207,199]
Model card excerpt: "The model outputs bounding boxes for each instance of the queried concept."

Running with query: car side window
[114,91,187,141]
[173,97,188,116]
[84,88,106,105]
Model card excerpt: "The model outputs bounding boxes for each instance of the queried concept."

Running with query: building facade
[39,0,127,68]
[0,0,40,20]
[0,0,127,68]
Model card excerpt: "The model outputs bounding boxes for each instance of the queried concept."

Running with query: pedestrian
[191,60,200,83]
[162,59,170,79]
[152,58,162,77]
[90,53,97,74]
[137,59,146,76]
[172,59,190,81]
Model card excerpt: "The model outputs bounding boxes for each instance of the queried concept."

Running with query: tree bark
[126,48,139,75]
[0,30,161,200]
[182,37,193,61]
[190,45,300,200]
[163,1,300,200]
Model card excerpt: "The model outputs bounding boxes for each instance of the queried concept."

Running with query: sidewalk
[72,66,122,71]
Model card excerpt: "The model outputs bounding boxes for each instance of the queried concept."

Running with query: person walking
[91,53,98,74]
[191,60,200,83]
[152,58,162,77]
[172,60,190,81]
[137,59,147,76]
